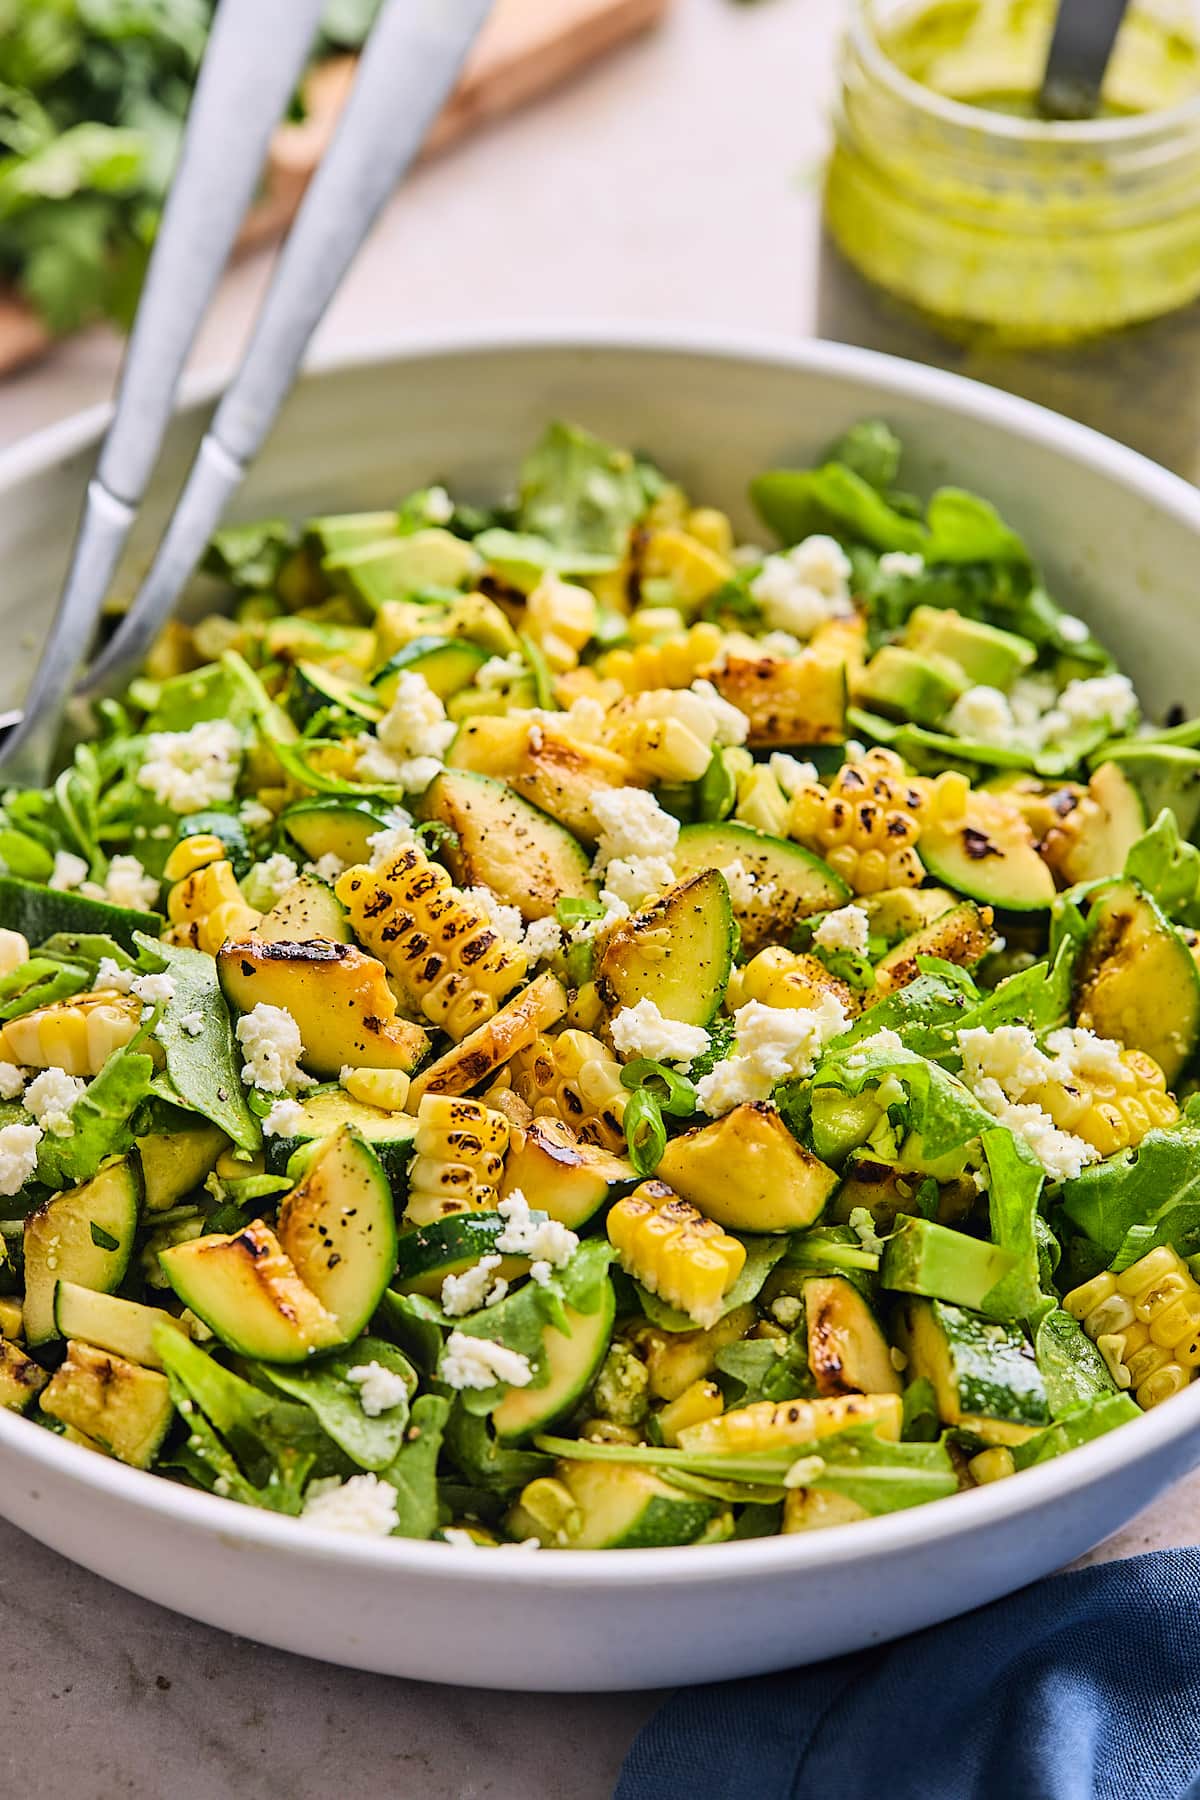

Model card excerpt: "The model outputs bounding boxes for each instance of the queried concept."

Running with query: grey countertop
[0,0,1197,1792]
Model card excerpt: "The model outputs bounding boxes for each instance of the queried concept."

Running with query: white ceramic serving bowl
[2,327,1199,1692]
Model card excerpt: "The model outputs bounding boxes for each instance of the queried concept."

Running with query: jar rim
[849,0,1200,146]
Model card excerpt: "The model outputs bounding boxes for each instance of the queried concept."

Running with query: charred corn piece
[607,1179,745,1329]
[506,1028,628,1153]
[727,946,857,1016]
[640,526,733,610]
[624,1304,759,1401]
[657,1378,724,1446]
[1025,1047,1178,1156]
[598,622,728,692]
[686,507,734,558]
[968,1447,1015,1485]
[0,992,143,1077]
[166,856,261,954]
[404,1092,510,1226]
[1065,1246,1200,1409]
[787,748,937,894]
[162,833,227,884]
[525,575,597,672]
[676,1391,903,1454]
[336,848,526,1041]
[604,716,712,784]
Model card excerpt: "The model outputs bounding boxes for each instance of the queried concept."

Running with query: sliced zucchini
[894,1296,1049,1444]
[656,1101,839,1233]
[501,1118,636,1229]
[1098,742,1200,840]
[408,972,567,1104]
[1045,761,1145,886]
[373,636,489,704]
[280,798,393,866]
[861,885,958,946]
[419,768,595,920]
[53,1282,189,1370]
[261,1086,417,1188]
[880,1216,1016,1314]
[1072,878,1200,1085]
[673,822,849,956]
[23,1159,139,1346]
[707,650,846,747]
[596,871,732,1028]
[254,874,352,944]
[920,792,1056,912]
[447,716,635,843]
[39,1340,174,1467]
[526,1460,717,1549]
[290,661,382,728]
[217,937,428,1078]
[263,616,377,669]
[872,900,993,999]
[0,1337,47,1413]
[138,1111,228,1212]
[803,1275,902,1397]
[491,1280,616,1443]
[393,1212,530,1298]
[159,1220,342,1362]
[277,1128,397,1340]
[0,874,163,953]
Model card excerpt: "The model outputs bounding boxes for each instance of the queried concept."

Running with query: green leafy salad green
[1,415,1198,1551]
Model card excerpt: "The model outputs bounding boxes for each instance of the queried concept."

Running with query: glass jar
[818,0,1200,475]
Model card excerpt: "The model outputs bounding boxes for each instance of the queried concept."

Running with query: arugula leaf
[715,1332,815,1409]
[251,1338,417,1472]
[443,1402,553,1496]
[1034,1308,1118,1416]
[381,1393,450,1539]
[376,1288,446,1375]
[1059,1102,1200,1266]
[923,489,1029,566]
[201,519,296,593]
[134,933,260,1153]
[516,421,646,559]
[827,420,902,491]
[751,463,928,554]
[635,1234,788,1332]
[1124,809,1200,918]
[1010,1393,1140,1470]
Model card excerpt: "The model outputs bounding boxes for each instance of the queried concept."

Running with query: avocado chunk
[40,1340,174,1467]
[656,1102,838,1233]
[325,529,479,610]
[23,1159,139,1346]
[1099,742,1200,841]
[501,1118,636,1230]
[903,606,1035,691]
[880,1217,1017,1314]
[803,1275,902,1397]
[596,871,732,1028]
[894,1296,1049,1444]
[920,792,1056,912]
[138,1110,228,1212]
[0,1336,47,1413]
[856,645,966,727]
[218,937,429,1078]
[53,1282,190,1370]
[277,1128,397,1341]
[420,768,596,921]
[159,1219,343,1361]
[673,821,849,957]
[491,1283,617,1444]
[1072,877,1200,1085]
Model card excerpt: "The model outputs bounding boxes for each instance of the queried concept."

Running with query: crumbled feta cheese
[476,651,528,691]
[568,894,630,944]
[878,551,926,578]
[424,484,454,525]
[849,1027,906,1059]
[356,672,455,792]
[300,1473,399,1537]
[130,971,175,1007]
[769,753,818,796]
[757,631,804,658]
[442,1528,481,1549]
[239,800,275,833]
[599,854,676,909]
[689,679,750,747]
[49,850,88,892]
[1043,1026,1127,1083]
[813,903,870,957]
[721,860,775,911]
[958,1025,1055,1099]
[345,1361,411,1417]
[261,1096,307,1136]
[440,1331,534,1392]
[93,957,135,995]
[179,1011,204,1038]
[973,1087,1097,1182]
[81,854,159,912]
[521,916,564,965]
[495,1188,579,1267]
[0,1120,41,1194]
[366,815,418,869]
[23,1067,85,1136]
[441,1254,508,1317]
[750,534,853,639]
[559,695,608,742]
[137,720,242,813]
[0,1063,26,1101]
[944,686,1015,747]
[770,1295,803,1327]
[696,994,848,1116]
[590,787,680,868]
[956,1023,1100,1181]
[1042,673,1138,740]
[304,853,347,885]
[462,885,524,944]
[252,852,300,907]
[528,1259,554,1286]
[610,997,709,1066]
[235,1002,313,1093]
[1057,614,1090,645]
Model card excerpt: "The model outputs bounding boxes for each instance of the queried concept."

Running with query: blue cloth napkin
[616,1549,1200,1800]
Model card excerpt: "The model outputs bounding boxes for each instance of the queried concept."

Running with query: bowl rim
[3,319,1200,1587]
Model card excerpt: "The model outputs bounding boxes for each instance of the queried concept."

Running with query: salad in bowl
[0,414,1196,1554]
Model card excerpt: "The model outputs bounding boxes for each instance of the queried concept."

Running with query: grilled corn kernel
[607,1179,745,1329]
[162,833,227,884]
[676,1391,903,1455]
[339,1067,411,1112]
[686,507,735,558]
[166,857,261,954]
[1063,1270,1117,1320]
[782,1488,870,1532]
[788,747,929,895]
[657,1378,724,1446]
[0,930,29,978]
[0,993,144,1077]
[336,848,526,1041]
[728,946,857,1016]
[1116,1246,1185,1295]
[404,1092,510,1227]
[1027,1048,1178,1156]
[598,622,728,692]
[525,575,597,673]
[507,1029,628,1152]
[1137,1363,1190,1409]
[625,1304,759,1402]
[1067,1246,1200,1408]
[968,1447,1016,1485]
[641,526,733,610]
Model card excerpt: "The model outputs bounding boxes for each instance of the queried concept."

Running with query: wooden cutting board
[0,0,670,379]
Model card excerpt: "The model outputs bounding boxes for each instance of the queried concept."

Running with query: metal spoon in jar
[1039,0,1132,120]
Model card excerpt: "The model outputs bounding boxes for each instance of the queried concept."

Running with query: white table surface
[0,2,1196,1793]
